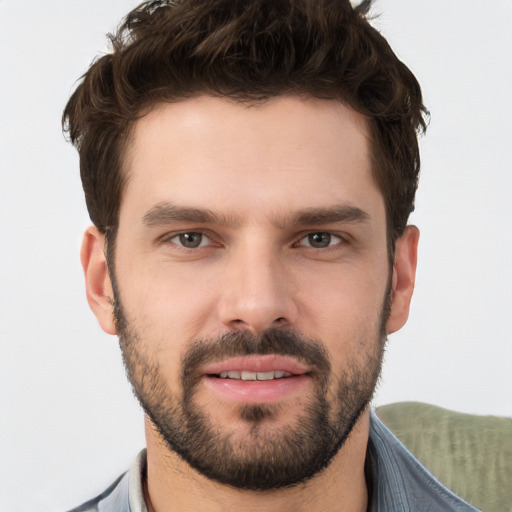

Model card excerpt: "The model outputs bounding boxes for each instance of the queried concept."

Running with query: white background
[1,1,511,510]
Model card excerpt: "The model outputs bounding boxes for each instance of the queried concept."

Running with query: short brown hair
[63,0,427,246]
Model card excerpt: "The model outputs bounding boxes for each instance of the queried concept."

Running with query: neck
[144,410,371,512]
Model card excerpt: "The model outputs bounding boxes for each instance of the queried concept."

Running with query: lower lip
[202,375,311,404]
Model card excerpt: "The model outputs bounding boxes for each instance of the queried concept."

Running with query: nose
[217,243,298,334]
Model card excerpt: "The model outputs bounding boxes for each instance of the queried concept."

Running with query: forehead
[121,95,383,224]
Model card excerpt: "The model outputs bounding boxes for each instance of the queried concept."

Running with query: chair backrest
[376,401,512,512]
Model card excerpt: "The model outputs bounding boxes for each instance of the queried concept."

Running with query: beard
[114,285,389,491]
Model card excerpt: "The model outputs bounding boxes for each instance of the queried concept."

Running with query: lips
[200,355,311,404]
[202,354,310,377]
[218,370,292,380]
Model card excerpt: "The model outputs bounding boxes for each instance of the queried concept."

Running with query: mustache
[181,328,331,387]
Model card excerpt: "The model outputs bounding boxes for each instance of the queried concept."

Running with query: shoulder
[66,472,129,512]
[369,408,481,511]
[65,450,147,512]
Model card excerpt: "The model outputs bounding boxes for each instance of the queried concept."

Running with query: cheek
[115,263,221,386]
[296,262,388,358]
[119,251,218,316]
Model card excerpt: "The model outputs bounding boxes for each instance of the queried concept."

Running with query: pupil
[309,232,331,248]
[180,233,202,248]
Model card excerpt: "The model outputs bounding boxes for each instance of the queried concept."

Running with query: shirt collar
[128,449,149,512]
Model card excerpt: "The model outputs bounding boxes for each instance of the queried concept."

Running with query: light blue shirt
[68,411,480,511]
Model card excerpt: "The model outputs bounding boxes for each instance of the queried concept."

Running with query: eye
[170,232,210,248]
[298,232,343,249]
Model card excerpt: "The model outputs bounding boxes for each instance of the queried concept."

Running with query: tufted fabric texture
[377,401,512,512]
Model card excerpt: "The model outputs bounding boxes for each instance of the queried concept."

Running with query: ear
[386,225,420,334]
[80,226,117,335]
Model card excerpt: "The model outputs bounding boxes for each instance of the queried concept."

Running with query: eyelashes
[295,232,344,249]
[170,232,211,249]
[163,231,347,251]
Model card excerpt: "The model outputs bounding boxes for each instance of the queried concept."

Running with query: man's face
[100,96,400,489]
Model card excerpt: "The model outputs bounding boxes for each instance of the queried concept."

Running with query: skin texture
[81,96,419,512]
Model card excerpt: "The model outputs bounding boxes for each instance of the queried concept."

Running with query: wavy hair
[63,0,428,248]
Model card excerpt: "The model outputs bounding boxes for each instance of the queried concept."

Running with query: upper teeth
[218,370,292,380]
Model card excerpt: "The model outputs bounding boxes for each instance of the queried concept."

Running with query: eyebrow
[142,202,370,228]
[289,205,370,226]
[143,203,240,227]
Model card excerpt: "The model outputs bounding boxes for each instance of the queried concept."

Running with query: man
[63,0,479,510]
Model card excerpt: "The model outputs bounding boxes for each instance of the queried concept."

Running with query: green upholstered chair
[376,402,512,512]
